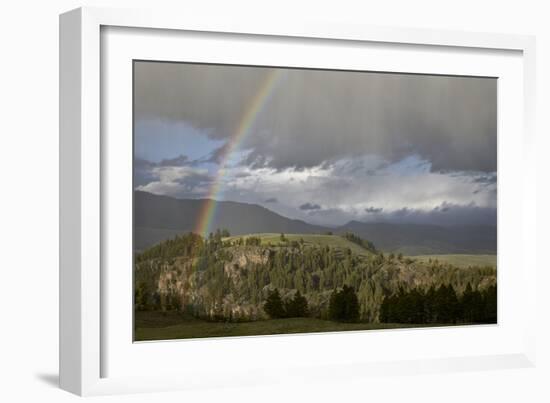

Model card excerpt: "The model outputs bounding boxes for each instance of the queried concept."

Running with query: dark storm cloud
[134,158,157,187]
[264,197,278,203]
[158,154,191,166]
[365,207,383,214]
[135,62,497,172]
[393,207,412,217]
[299,202,322,211]
[471,172,497,185]
[135,158,156,169]
[380,203,496,226]
[433,202,451,212]
[206,143,231,164]
[306,202,495,226]
[137,154,197,169]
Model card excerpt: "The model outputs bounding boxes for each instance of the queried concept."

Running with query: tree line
[379,283,497,324]
[264,288,309,318]
[264,285,361,322]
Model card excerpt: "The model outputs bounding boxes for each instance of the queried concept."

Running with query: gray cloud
[393,207,412,217]
[135,152,497,227]
[379,202,496,226]
[135,155,198,187]
[365,207,383,214]
[158,154,191,167]
[299,202,322,211]
[206,143,231,164]
[305,202,496,227]
[135,158,214,199]
[134,62,498,228]
[471,172,497,185]
[433,202,451,212]
[326,202,495,227]
[173,170,212,187]
[135,62,496,172]
[134,158,158,186]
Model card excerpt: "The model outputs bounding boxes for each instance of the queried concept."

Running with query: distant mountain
[134,191,325,250]
[337,221,496,255]
[134,191,496,255]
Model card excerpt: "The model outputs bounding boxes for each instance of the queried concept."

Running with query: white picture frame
[59,6,537,396]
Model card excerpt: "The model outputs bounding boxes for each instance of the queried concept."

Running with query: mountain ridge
[134,191,496,255]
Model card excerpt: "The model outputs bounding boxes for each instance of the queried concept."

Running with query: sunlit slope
[411,254,496,268]
[224,233,375,256]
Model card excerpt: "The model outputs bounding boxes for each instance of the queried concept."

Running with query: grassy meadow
[224,233,374,256]
[411,254,496,268]
[134,311,435,341]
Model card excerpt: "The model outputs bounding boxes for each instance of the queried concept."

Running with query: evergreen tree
[482,284,497,323]
[424,286,437,323]
[285,290,309,317]
[329,285,359,322]
[134,282,149,311]
[264,288,285,318]
[461,283,475,322]
[433,284,458,323]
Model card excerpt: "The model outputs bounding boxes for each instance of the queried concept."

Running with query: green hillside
[135,231,497,340]
[224,233,375,256]
[411,254,496,268]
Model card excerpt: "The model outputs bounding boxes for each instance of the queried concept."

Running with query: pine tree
[134,282,148,311]
[329,285,359,322]
[461,283,475,322]
[264,288,285,318]
[285,290,309,317]
[482,284,497,323]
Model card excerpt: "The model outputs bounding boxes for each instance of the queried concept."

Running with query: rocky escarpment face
[147,247,273,320]
[136,243,496,323]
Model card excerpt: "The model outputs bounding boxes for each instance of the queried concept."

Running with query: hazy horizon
[136,189,497,229]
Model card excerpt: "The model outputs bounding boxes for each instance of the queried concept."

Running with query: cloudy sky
[134,61,497,227]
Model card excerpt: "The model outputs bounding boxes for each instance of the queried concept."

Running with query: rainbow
[194,69,284,237]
